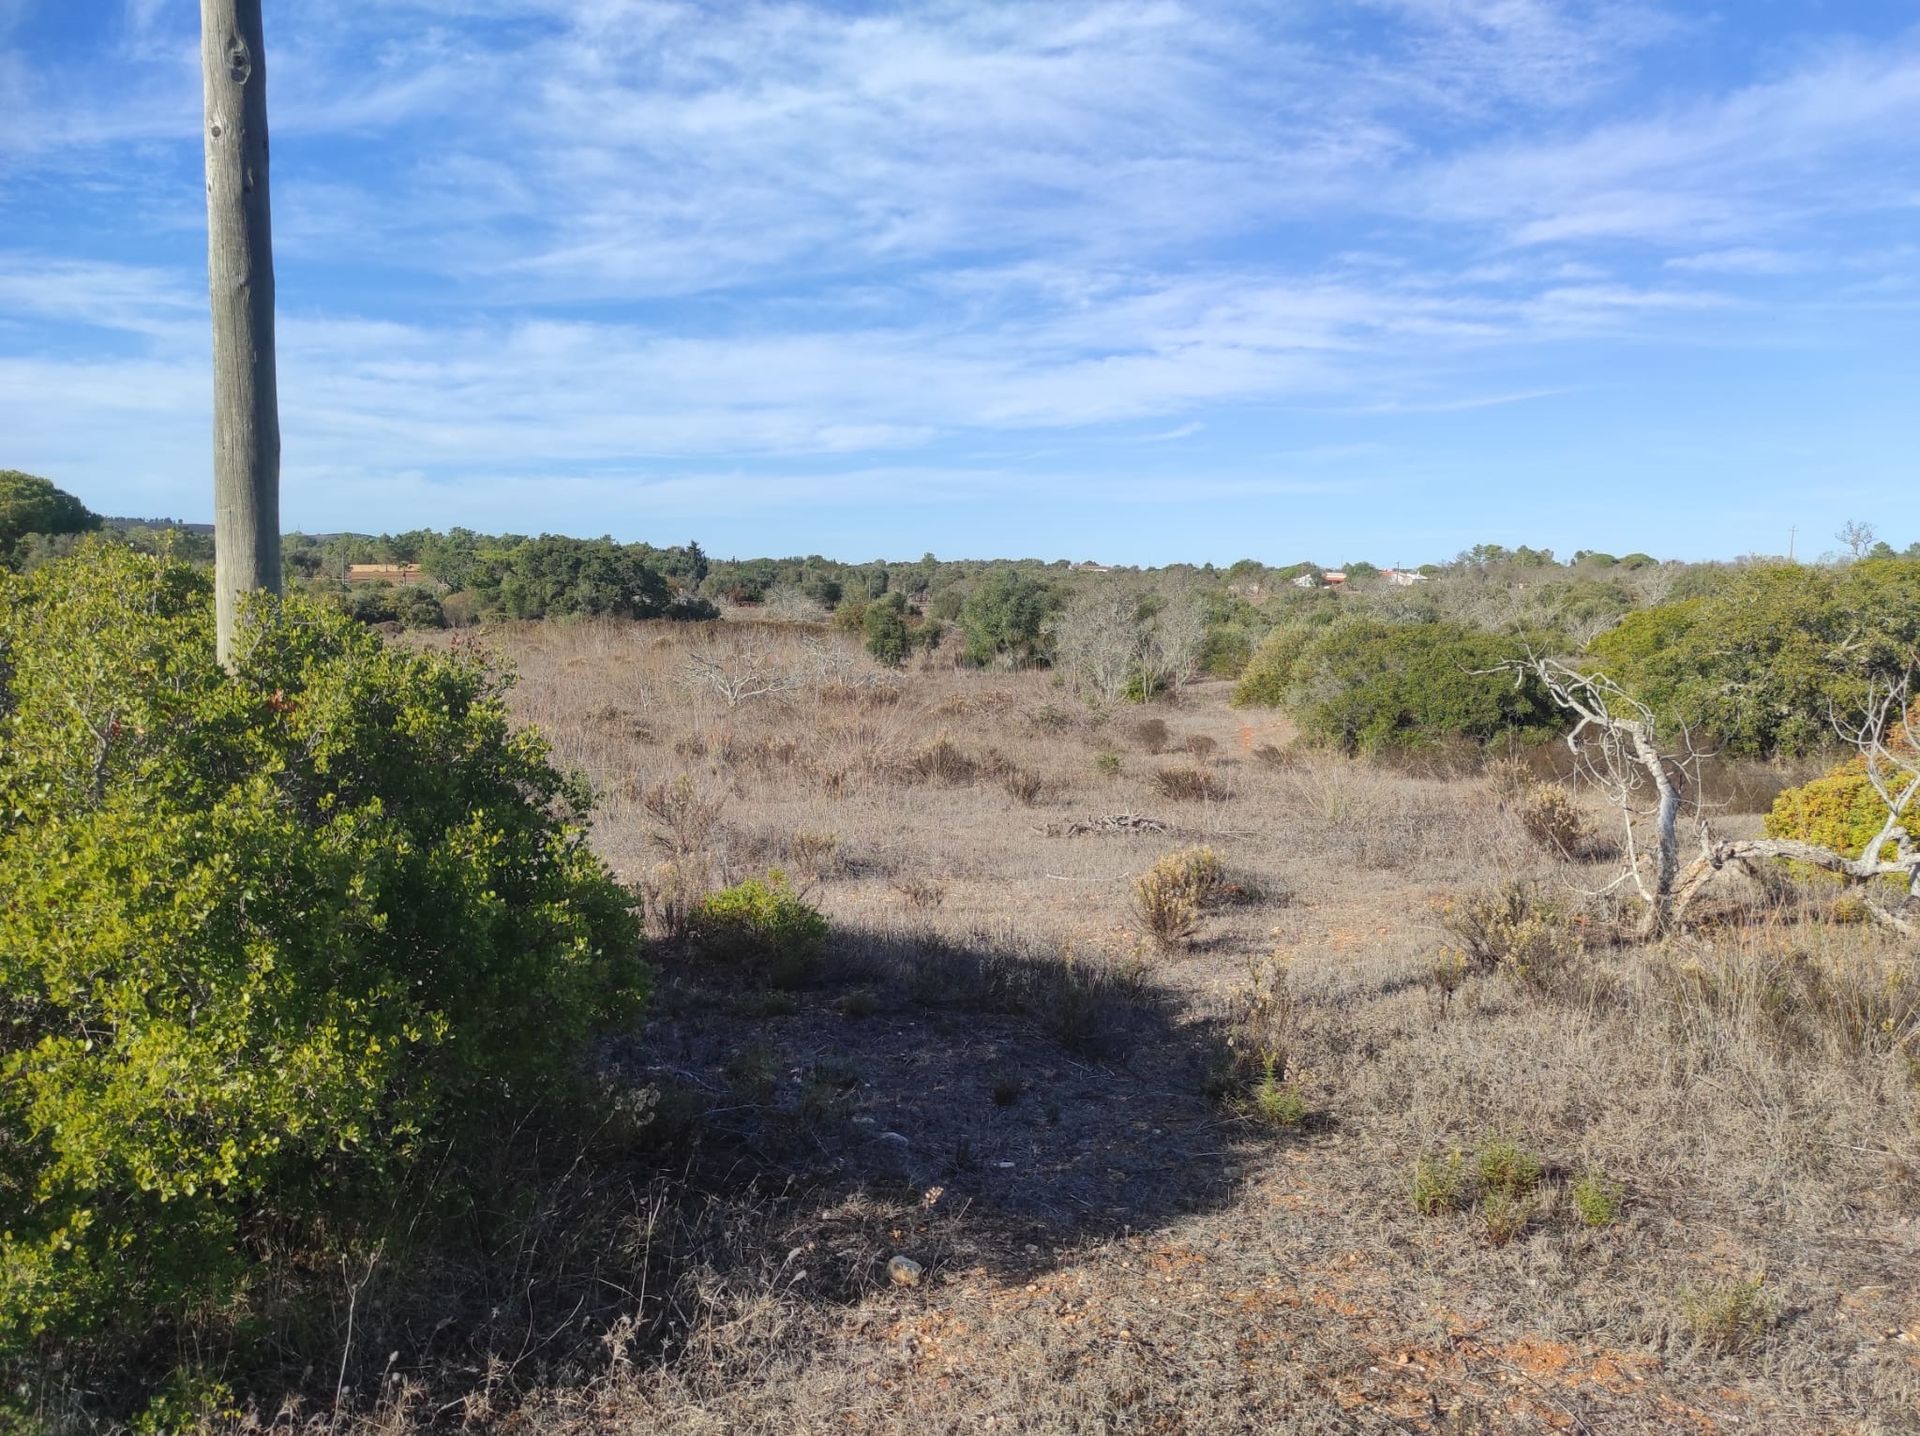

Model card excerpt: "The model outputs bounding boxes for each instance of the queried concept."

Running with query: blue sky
[1,1,1916,565]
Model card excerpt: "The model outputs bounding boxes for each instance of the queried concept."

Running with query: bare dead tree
[1508,657,1711,937]
[762,585,829,623]
[201,0,282,666]
[1677,679,1919,934]
[1050,588,1140,706]
[795,638,893,690]
[1510,657,1920,937]
[1837,519,1878,562]
[1140,579,1208,696]
[682,643,801,710]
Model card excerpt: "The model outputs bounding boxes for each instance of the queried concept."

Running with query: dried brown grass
[210,621,1920,1436]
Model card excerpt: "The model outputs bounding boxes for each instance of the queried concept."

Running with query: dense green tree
[863,593,912,666]
[468,535,672,621]
[1586,558,1920,755]
[959,570,1056,666]
[0,471,99,564]
[384,529,432,564]
[416,528,483,589]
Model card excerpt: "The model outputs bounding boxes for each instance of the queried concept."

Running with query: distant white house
[1293,567,1424,590]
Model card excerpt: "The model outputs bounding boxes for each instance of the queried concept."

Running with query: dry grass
[178,617,1920,1436]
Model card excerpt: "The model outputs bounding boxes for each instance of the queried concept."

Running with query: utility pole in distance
[201,0,282,666]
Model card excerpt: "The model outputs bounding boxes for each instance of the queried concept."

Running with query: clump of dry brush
[1130,845,1226,953]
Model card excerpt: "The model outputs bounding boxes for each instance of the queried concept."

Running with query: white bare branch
[1507,657,1920,937]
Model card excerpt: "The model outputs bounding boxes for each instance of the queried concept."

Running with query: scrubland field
[292,615,1920,1435]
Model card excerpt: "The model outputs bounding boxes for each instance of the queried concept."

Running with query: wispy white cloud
[1665,247,1806,276]
[3,2,1918,542]
[1414,39,1920,247]
[0,243,1741,511]
[1356,0,1677,111]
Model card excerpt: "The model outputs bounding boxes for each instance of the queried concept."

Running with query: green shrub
[333,581,447,630]
[1286,619,1560,751]
[959,570,1056,667]
[1412,1152,1468,1215]
[1476,1140,1543,1200]
[1248,1057,1308,1127]
[863,594,912,666]
[1680,1275,1775,1354]
[1201,621,1256,678]
[1231,623,1318,708]
[1571,1173,1622,1227]
[691,872,829,986]
[1481,1190,1533,1246]
[0,545,644,1364]
[1235,618,1559,751]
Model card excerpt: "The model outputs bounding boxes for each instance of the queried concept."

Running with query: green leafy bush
[1412,1152,1468,1215]
[863,594,912,666]
[332,581,448,630]
[1231,623,1319,708]
[1572,1173,1623,1227]
[1239,618,1559,750]
[1680,1275,1775,1354]
[691,872,829,986]
[0,545,643,1360]
[1588,558,1920,756]
[1476,1140,1544,1200]
[959,570,1056,667]
[1248,1058,1308,1127]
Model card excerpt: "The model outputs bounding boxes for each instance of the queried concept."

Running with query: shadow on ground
[606,921,1268,1274]
[188,927,1272,1427]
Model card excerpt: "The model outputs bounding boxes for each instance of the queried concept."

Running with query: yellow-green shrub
[1231,623,1317,708]
[0,545,643,1360]
[1764,752,1916,878]
[691,872,829,986]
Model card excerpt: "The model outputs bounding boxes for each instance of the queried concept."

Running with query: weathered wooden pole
[200,0,282,666]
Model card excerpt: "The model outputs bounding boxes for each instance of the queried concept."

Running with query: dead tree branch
[1507,658,1920,937]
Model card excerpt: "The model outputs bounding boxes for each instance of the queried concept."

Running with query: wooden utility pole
[201,0,282,666]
